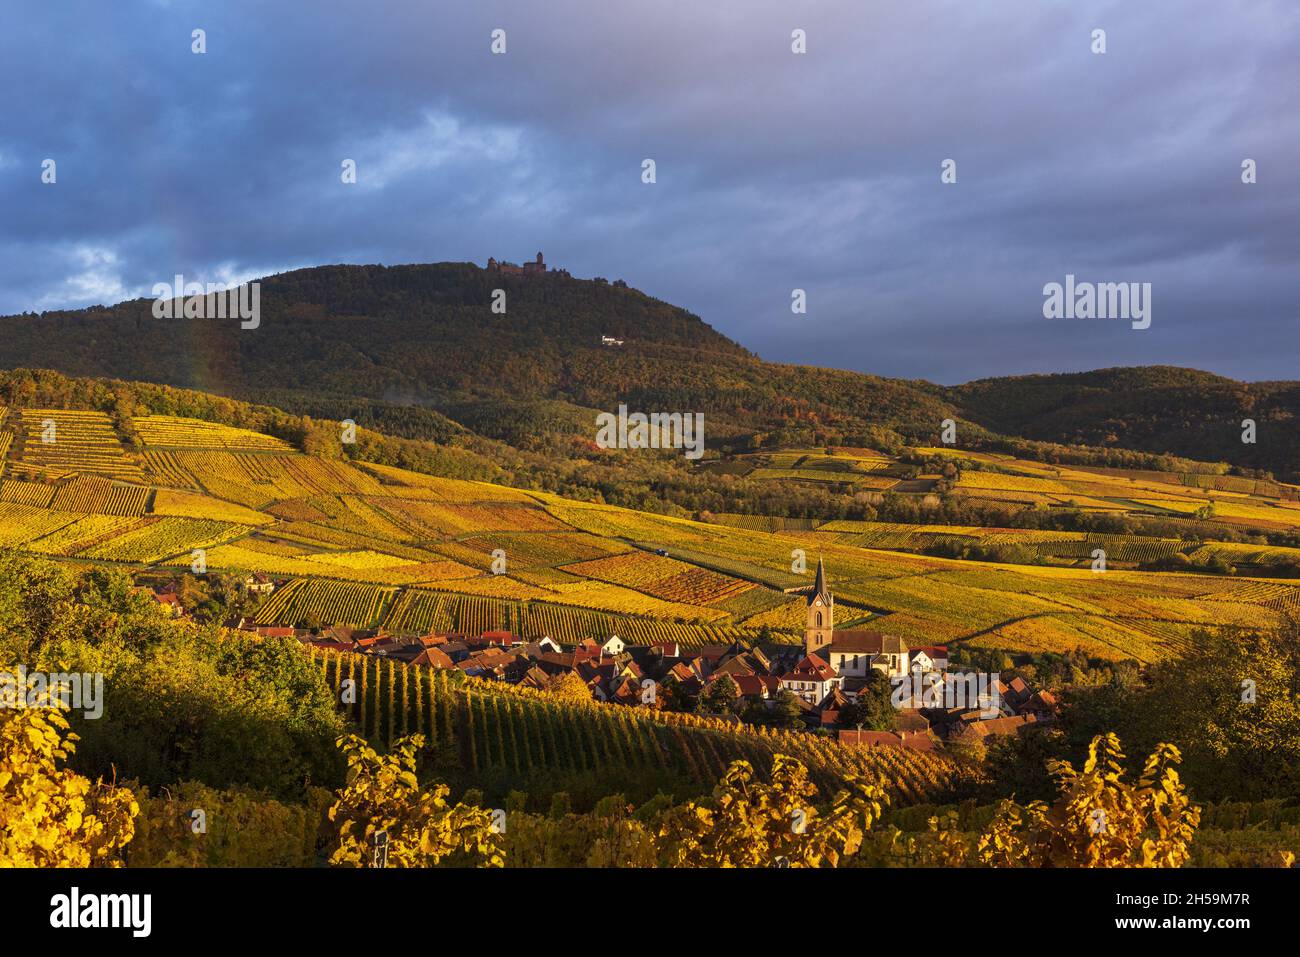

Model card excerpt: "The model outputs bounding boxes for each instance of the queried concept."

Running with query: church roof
[827,631,908,655]
[807,556,831,606]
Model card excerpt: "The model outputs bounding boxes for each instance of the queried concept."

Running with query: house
[839,729,907,749]
[1024,690,1059,718]
[838,729,937,752]
[909,645,948,672]
[459,648,515,679]
[663,661,703,697]
[577,658,619,690]
[321,625,382,645]
[523,636,562,655]
[601,634,626,656]
[410,646,455,670]
[895,709,931,734]
[251,624,297,639]
[712,654,758,679]
[1003,676,1033,711]
[536,651,576,676]
[818,687,851,727]
[601,335,625,347]
[518,665,553,691]
[648,640,681,661]
[351,631,391,651]
[243,573,275,595]
[574,638,612,663]
[730,674,779,700]
[779,654,840,705]
[950,712,1047,743]
[149,590,184,618]
[438,641,470,663]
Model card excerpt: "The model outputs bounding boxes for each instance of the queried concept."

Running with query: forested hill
[1,262,1298,479]
[952,367,1300,479]
[0,261,955,449]
[0,262,747,398]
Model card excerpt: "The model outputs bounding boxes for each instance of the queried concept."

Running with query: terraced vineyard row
[12,409,144,482]
[133,415,296,452]
[144,449,384,505]
[711,513,818,532]
[0,503,78,547]
[85,517,247,562]
[377,587,770,646]
[563,550,756,605]
[308,648,976,805]
[1033,534,1185,564]
[24,514,153,557]
[254,577,398,627]
[49,476,150,516]
[0,478,57,507]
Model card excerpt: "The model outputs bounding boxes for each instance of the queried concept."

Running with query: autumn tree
[654,754,888,867]
[327,733,503,867]
[933,733,1201,868]
[1066,625,1300,801]
[0,698,139,867]
[546,672,594,705]
[696,675,741,716]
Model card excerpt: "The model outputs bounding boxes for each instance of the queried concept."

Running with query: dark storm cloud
[0,0,1295,383]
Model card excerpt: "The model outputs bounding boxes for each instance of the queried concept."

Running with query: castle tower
[804,557,833,655]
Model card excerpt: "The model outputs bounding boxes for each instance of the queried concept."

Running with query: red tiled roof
[955,713,1045,740]
[412,648,454,669]
[783,654,837,682]
[306,639,352,652]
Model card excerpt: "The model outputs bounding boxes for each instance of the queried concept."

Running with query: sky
[1,0,1297,384]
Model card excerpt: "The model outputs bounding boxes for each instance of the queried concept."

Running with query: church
[803,558,909,682]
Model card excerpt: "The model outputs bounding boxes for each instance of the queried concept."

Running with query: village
[141,559,1059,752]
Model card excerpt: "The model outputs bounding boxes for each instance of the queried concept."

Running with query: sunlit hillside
[3,407,1298,663]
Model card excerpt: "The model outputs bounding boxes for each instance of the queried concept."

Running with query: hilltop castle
[487,251,547,276]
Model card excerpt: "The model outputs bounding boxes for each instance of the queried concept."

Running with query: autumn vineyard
[2,383,1299,875]
[305,646,973,805]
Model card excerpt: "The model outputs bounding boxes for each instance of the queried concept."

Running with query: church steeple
[804,557,833,655]
[810,556,830,605]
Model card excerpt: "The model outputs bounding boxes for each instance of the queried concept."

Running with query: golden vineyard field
[2,408,1298,659]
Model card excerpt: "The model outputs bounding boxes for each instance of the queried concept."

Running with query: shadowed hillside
[2,262,1299,480]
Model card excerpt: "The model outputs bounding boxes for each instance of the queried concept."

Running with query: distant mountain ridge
[1,261,1297,479]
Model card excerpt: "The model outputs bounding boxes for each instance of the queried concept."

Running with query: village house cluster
[144,561,1058,752]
